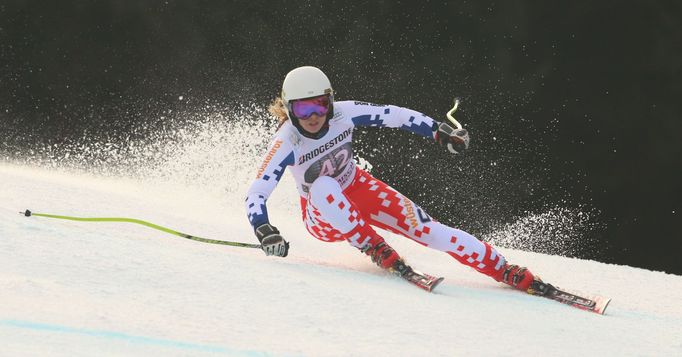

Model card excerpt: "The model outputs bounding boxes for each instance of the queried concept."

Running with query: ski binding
[391,259,444,292]
[528,279,611,315]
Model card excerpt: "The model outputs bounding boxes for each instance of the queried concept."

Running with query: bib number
[304,143,353,183]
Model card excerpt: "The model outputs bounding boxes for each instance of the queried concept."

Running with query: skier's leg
[346,169,535,291]
[300,175,400,269]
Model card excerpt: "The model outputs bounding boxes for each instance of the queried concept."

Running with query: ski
[391,259,444,292]
[402,269,445,292]
[528,279,611,315]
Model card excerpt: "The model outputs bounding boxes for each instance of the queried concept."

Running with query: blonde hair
[268,97,289,129]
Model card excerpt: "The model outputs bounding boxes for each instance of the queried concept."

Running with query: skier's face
[299,112,326,134]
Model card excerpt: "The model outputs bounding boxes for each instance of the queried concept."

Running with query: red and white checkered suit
[301,168,507,278]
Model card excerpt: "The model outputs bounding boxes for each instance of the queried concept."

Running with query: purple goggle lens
[291,95,330,119]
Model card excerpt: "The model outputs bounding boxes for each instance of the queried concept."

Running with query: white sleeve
[339,100,438,139]
[244,134,295,230]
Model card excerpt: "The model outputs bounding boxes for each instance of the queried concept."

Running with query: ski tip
[595,297,612,315]
[427,277,445,293]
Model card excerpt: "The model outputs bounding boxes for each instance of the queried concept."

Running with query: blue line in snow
[0,319,270,356]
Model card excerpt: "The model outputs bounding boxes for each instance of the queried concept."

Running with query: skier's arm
[245,136,295,256]
[347,101,437,138]
[344,101,470,153]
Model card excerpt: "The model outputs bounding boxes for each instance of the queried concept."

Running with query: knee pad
[308,176,342,207]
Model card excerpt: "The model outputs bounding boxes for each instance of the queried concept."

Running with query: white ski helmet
[281,66,334,105]
[281,66,335,139]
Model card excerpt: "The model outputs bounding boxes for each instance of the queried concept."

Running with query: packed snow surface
[2,163,681,356]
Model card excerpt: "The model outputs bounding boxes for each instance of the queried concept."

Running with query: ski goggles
[290,95,330,119]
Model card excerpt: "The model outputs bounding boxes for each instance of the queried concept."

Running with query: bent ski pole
[20,209,261,249]
[446,97,463,129]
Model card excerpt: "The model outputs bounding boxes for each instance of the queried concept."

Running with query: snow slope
[2,153,682,356]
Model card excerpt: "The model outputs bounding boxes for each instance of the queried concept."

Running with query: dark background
[2,1,680,274]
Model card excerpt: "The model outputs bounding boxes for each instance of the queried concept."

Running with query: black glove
[255,223,289,257]
[435,122,470,154]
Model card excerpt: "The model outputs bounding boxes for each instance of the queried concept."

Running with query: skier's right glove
[255,223,289,257]
[435,121,470,154]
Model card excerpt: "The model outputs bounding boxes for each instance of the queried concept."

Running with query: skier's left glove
[434,122,470,154]
[255,223,289,257]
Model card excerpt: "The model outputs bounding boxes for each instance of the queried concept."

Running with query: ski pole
[20,209,262,249]
[446,97,463,129]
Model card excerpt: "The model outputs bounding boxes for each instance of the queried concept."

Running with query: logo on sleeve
[353,101,386,107]
[256,139,283,179]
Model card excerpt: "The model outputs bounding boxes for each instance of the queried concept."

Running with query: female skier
[245,66,537,292]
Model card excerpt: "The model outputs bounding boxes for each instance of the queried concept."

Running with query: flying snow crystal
[356,156,373,172]
[483,206,602,257]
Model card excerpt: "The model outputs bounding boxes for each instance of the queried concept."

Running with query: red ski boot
[361,236,400,269]
[497,263,537,292]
